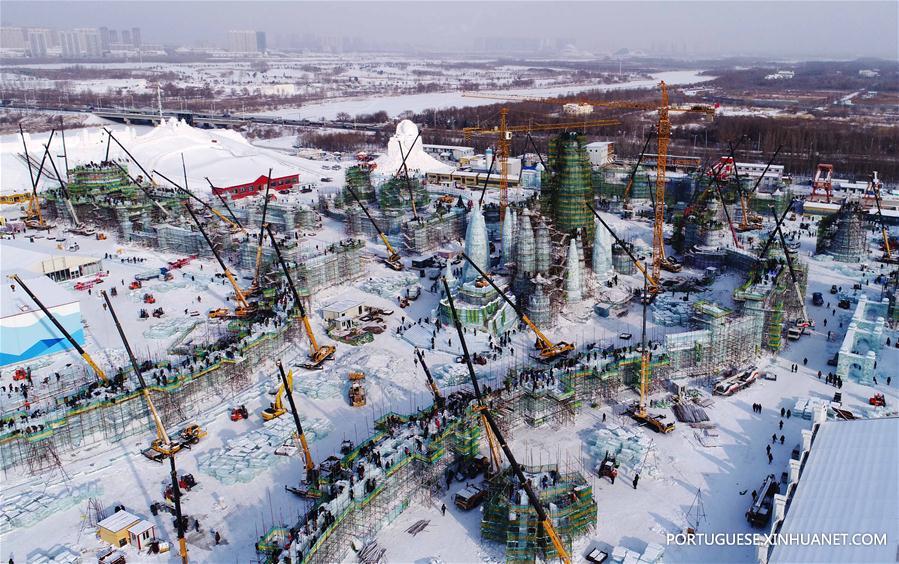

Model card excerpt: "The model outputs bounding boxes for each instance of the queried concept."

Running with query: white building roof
[769,417,899,563]
[127,519,155,536]
[97,510,140,532]
[1,271,80,319]
[324,297,365,313]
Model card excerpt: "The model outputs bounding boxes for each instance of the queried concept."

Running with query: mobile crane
[266,225,336,369]
[262,366,292,421]
[626,268,675,434]
[183,203,255,318]
[460,252,574,361]
[463,82,714,274]
[246,171,273,296]
[622,131,655,208]
[42,134,80,227]
[759,207,814,332]
[10,274,107,383]
[443,277,570,563]
[397,130,422,220]
[344,184,404,271]
[19,125,54,230]
[277,360,321,498]
[205,177,244,230]
[735,146,782,232]
[100,290,189,564]
[869,172,893,262]
[415,348,445,411]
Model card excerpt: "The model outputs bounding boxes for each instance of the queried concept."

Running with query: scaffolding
[378,176,430,213]
[288,239,366,297]
[823,203,868,263]
[263,408,483,564]
[401,207,465,253]
[481,464,597,564]
[0,322,301,473]
[541,133,594,239]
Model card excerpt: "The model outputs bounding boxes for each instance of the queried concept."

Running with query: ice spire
[501,208,514,268]
[462,201,489,282]
[592,218,613,281]
[565,238,583,302]
[535,218,551,275]
[444,260,457,288]
[516,209,535,277]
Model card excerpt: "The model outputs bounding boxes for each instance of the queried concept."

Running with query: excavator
[415,348,445,411]
[460,252,574,361]
[626,270,675,434]
[100,290,189,564]
[344,184,404,271]
[184,203,256,318]
[587,204,660,295]
[10,274,107,383]
[443,277,571,564]
[262,367,293,421]
[277,360,321,498]
[266,225,337,369]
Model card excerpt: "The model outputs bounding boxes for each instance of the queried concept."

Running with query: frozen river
[250,69,715,121]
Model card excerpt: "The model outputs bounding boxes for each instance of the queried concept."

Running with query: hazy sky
[2,1,897,60]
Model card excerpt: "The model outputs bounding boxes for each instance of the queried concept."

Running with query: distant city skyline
[1,1,896,60]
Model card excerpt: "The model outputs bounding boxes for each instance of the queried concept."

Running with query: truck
[714,367,760,396]
[812,292,824,306]
[746,474,779,527]
[454,484,488,511]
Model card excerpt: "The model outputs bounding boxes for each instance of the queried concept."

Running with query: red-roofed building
[212,174,299,200]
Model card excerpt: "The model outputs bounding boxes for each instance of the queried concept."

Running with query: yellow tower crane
[460,110,620,220]
[463,83,715,282]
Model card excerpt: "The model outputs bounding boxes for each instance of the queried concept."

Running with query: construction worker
[632,473,639,490]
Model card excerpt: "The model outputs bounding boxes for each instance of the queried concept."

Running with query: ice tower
[462,201,489,282]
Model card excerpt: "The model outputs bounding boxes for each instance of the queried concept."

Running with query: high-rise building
[108,29,119,43]
[255,31,267,53]
[1,27,28,50]
[27,28,50,58]
[99,26,110,51]
[131,27,141,47]
[121,29,131,45]
[228,30,258,53]
[60,30,81,58]
[75,28,102,57]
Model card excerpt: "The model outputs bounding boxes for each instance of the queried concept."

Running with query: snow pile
[586,424,658,477]
[0,482,101,535]
[197,416,331,485]
[360,273,420,299]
